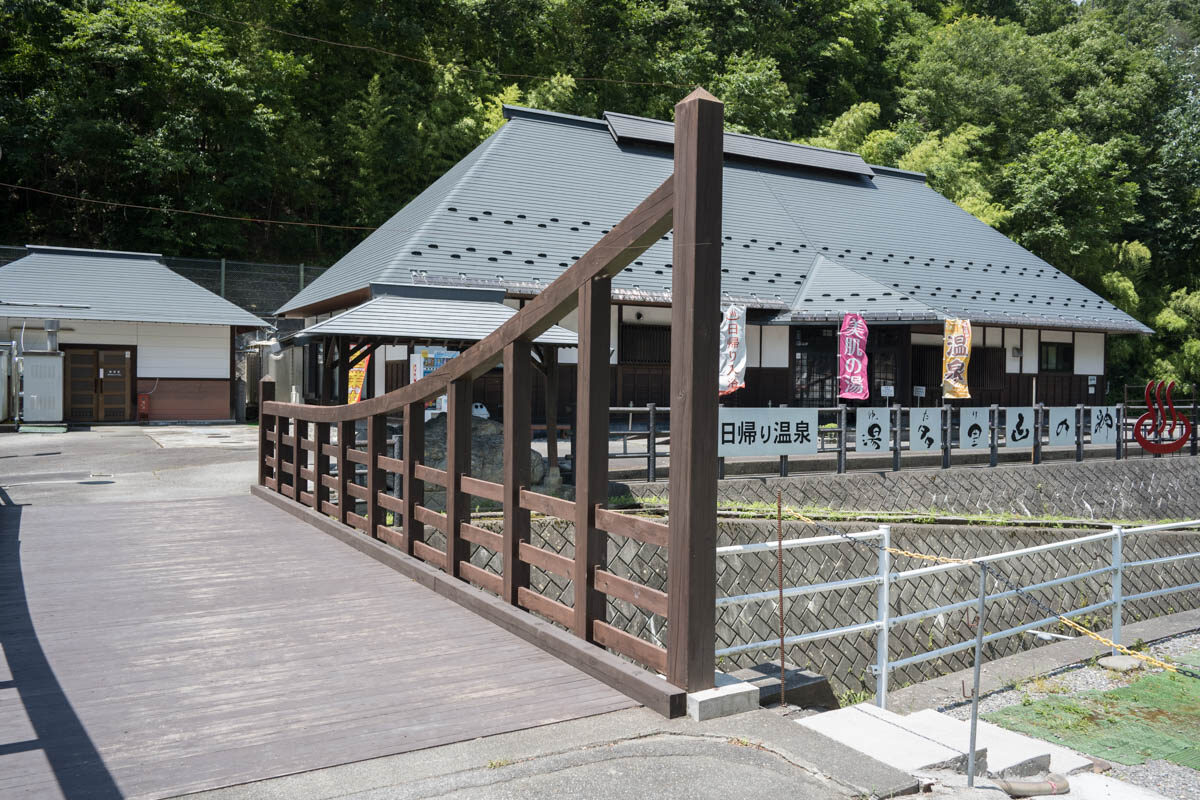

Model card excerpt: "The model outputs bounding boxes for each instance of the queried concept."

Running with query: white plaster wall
[1022,329,1039,373]
[747,324,761,368]
[1075,332,1104,375]
[984,327,1002,348]
[761,325,789,368]
[1004,329,1022,373]
[621,305,672,325]
[1041,329,1072,343]
[911,332,943,346]
[5,318,229,378]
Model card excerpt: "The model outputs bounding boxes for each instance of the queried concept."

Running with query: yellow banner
[347,353,370,404]
[941,319,971,399]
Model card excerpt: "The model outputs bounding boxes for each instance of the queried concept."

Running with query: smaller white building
[0,246,265,422]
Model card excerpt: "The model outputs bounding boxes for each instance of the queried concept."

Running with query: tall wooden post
[402,400,425,555]
[667,87,722,691]
[337,420,353,524]
[545,347,560,481]
[445,379,473,577]
[503,341,532,604]
[574,276,611,641]
[258,377,275,487]
[315,421,331,512]
[366,413,386,538]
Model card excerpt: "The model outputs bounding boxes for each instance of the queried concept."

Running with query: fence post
[836,404,847,474]
[1032,404,1043,465]
[876,525,891,709]
[666,87,721,692]
[257,377,275,487]
[942,405,951,469]
[892,406,901,472]
[576,275,611,642]
[402,401,425,555]
[275,415,289,496]
[717,456,725,479]
[445,378,472,577]
[315,421,331,513]
[366,413,386,539]
[1111,525,1124,655]
[295,419,310,505]
[298,263,305,291]
[1076,404,1085,462]
[989,404,999,467]
[647,403,658,482]
[1116,404,1125,460]
[967,565,989,788]
[503,341,532,605]
[219,257,227,298]
[337,420,353,525]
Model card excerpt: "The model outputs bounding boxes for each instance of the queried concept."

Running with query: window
[619,324,670,364]
[793,327,837,406]
[1040,342,1074,373]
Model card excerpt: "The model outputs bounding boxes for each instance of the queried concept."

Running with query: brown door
[98,350,132,421]
[66,349,99,422]
[63,347,134,422]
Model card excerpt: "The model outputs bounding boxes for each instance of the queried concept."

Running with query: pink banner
[838,313,869,400]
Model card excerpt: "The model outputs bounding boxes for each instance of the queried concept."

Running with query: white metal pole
[967,565,988,788]
[876,525,892,708]
[1112,525,1124,655]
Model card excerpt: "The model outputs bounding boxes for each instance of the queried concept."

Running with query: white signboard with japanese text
[909,407,942,451]
[1006,407,1036,448]
[1048,407,1077,447]
[959,407,990,450]
[1091,406,1119,444]
[719,408,819,457]
[856,408,891,452]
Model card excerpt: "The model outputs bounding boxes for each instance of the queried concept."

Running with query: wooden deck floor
[0,495,633,799]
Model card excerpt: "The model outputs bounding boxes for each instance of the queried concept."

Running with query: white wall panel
[747,324,761,368]
[137,324,230,379]
[984,327,1002,348]
[621,305,671,325]
[761,325,789,368]
[1004,329,1021,373]
[1022,329,1039,374]
[1041,329,1072,343]
[1075,332,1105,375]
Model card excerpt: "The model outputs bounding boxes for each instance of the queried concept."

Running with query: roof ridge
[794,254,942,316]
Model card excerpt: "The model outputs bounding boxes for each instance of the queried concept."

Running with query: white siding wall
[761,325,789,367]
[1041,329,1072,343]
[1022,329,1039,373]
[1075,332,1105,375]
[1004,329,1022,373]
[3,318,229,378]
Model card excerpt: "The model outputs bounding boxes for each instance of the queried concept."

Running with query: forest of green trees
[2,1,1198,389]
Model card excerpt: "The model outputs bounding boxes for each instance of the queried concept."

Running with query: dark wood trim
[461,475,503,503]
[666,88,722,691]
[520,489,575,520]
[460,562,503,595]
[402,401,425,556]
[445,378,472,578]
[503,339,532,605]
[337,420,353,526]
[575,275,611,643]
[251,485,685,717]
[461,522,503,551]
[414,464,447,486]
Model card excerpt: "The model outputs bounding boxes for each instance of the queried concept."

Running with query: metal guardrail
[714,520,1200,710]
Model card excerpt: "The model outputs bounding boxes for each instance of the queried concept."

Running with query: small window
[1040,342,1074,373]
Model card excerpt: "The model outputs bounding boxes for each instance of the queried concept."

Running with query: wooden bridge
[255,89,725,707]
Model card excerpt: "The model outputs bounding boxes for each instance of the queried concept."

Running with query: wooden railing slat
[593,621,667,674]
[517,587,573,629]
[413,464,447,486]
[459,562,503,595]
[594,569,669,617]
[412,539,446,569]
[315,422,332,513]
[378,455,403,473]
[444,378,471,579]
[344,482,368,500]
[502,339,532,605]
[518,542,573,580]
[320,501,338,516]
[519,489,575,520]
[413,505,447,533]
[344,448,368,465]
[594,508,669,548]
[346,511,369,532]
[376,525,405,549]
[461,522,503,552]
[461,475,503,503]
[376,492,404,514]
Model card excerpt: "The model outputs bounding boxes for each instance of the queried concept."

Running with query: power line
[181,7,692,90]
[0,182,379,231]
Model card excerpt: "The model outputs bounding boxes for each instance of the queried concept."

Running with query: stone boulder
[422,413,547,488]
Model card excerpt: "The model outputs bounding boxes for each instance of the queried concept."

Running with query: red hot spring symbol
[1133,380,1193,455]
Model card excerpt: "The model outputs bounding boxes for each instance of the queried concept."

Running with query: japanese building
[274,105,1149,412]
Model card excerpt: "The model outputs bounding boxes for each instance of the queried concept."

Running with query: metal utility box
[0,344,10,421]
[20,351,65,423]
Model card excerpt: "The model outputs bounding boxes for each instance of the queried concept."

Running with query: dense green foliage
[2,1,1198,389]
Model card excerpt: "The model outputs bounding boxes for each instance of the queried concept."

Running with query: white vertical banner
[718,305,747,396]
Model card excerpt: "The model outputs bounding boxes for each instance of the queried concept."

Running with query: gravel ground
[938,629,1200,800]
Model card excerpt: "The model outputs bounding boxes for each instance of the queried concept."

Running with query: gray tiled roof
[296,294,577,345]
[0,246,266,327]
[780,255,941,322]
[279,106,1150,335]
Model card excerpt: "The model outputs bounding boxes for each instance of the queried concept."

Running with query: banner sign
[959,407,990,449]
[856,407,890,452]
[910,407,942,451]
[837,313,869,400]
[941,319,972,399]
[1048,407,1076,447]
[1006,407,1035,448]
[719,407,819,457]
[718,305,748,396]
[347,353,371,404]
[1091,406,1119,444]
[411,349,457,413]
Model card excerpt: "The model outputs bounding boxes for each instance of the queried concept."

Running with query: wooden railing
[258,88,722,692]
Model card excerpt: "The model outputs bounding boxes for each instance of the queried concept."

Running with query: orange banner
[347,353,370,404]
[941,319,971,399]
